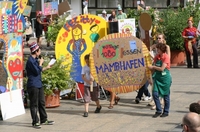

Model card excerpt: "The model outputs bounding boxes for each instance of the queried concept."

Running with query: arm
[80,39,87,54]
[166,45,171,59]
[67,40,74,55]
[81,67,91,85]
[37,18,48,25]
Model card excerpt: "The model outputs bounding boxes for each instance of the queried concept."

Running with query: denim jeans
[153,91,170,114]
[136,81,150,100]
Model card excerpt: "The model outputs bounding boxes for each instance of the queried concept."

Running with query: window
[88,0,96,7]
[124,0,136,7]
[97,0,122,8]
[143,0,168,8]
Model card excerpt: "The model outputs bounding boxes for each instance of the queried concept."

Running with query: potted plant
[42,55,75,108]
[157,3,200,66]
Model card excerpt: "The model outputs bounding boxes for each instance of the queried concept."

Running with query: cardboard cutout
[55,14,107,82]
[90,33,152,93]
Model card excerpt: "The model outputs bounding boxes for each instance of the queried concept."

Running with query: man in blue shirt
[26,42,54,129]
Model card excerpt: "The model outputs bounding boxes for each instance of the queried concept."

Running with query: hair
[84,54,90,60]
[156,43,167,53]
[189,103,200,114]
[157,33,166,44]
[90,24,97,31]
[71,24,83,50]
[31,48,40,55]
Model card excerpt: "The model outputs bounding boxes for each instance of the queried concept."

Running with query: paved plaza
[0,38,200,132]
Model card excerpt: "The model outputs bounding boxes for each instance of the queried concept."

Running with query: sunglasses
[157,37,162,39]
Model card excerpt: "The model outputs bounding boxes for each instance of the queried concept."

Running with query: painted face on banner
[55,14,107,82]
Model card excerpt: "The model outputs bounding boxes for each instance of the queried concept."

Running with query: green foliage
[157,3,200,50]
[46,13,69,43]
[42,56,75,95]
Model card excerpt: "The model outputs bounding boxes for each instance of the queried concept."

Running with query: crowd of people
[24,5,200,131]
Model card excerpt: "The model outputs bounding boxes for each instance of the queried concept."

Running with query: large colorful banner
[44,2,58,15]
[55,14,107,82]
[118,19,136,37]
[90,33,152,93]
[0,0,25,120]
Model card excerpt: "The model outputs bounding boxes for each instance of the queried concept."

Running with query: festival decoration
[23,5,32,17]
[55,14,107,82]
[90,33,152,93]
[118,19,136,36]
[0,0,26,120]
[44,1,58,15]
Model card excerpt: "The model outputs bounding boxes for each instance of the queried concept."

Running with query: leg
[163,93,170,115]
[153,91,162,113]
[27,87,39,125]
[143,81,151,97]
[192,44,199,68]
[91,86,102,112]
[108,92,115,108]
[38,87,48,123]
[83,86,91,117]
[184,44,192,68]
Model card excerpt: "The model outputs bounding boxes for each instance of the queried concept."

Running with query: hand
[81,39,85,44]
[39,58,44,66]
[86,80,91,85]
[148,79,153,86]
[46,65,51,69]
[69,39,74,44]
[148,66,154,70]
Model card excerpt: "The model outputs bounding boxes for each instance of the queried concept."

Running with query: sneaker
[151,105,156,110]
[144,96,152,101]
[41,120,54,125]
[152,112,162,118]
[94,106,102,113]
[160,113,168,117]
[32,123,41,129]
[83,112,88,117]
[135,98,140,104]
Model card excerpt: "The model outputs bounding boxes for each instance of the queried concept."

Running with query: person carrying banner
[148,43,172,118]
[81,54,102,117]
[25,42,54,128]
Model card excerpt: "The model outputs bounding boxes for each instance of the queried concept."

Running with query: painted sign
[0,0,26,120]
[55,14,107,82]
[44,2,58,16]
[118,19,136,37]
[0,1,13,16]
[90,33,152,93]
[23,5,32,17]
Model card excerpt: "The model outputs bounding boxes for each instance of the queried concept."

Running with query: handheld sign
[90,33,152,93]
[139,13,152,50]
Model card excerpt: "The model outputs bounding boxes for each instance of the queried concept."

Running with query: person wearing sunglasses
[182,112,200,132]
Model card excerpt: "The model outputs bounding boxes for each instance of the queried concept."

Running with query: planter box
[45,90,60,108]
[171,50,186,66]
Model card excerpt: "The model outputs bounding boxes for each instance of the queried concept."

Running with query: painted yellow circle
[55,14,107,82]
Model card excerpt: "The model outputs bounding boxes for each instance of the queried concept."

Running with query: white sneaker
[144,96,152,101]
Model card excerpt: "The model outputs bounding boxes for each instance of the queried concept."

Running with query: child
[81,54,102,117]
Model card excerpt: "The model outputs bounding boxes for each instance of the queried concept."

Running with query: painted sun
[14,0,28,19]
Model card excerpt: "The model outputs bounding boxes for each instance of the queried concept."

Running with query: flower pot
[45,90,60,108]
[170,50,186,66]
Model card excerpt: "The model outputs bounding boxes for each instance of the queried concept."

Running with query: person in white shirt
[81,54,102,117]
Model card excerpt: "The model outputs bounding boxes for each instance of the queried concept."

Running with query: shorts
[84,86,99,103]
